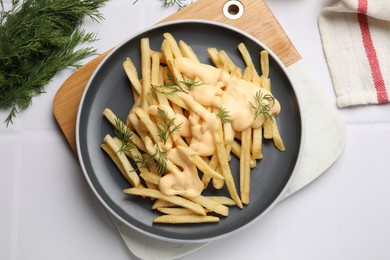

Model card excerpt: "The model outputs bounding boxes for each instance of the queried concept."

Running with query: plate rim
[75,19,305,243]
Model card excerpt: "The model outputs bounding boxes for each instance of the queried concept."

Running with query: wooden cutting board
[53,0,301,152]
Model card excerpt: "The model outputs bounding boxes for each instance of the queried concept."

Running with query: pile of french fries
[101,32,285,224]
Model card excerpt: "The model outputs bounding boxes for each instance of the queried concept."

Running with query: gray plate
[76,20,302,243]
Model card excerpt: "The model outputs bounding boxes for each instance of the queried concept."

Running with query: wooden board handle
[161,0,300,67]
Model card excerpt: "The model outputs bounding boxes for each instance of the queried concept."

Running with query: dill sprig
[0,0,108,125]
[132,154,153,172]
[161,0,187,9]
[249,91,275,120]
[179,79,201,90]
[133,0,188,10]
[151,144,167,175]
[217,107,232,124]
[151,79,201,100]
[156,108,182,145]
[114,117,134,153]
[151,81,188,100]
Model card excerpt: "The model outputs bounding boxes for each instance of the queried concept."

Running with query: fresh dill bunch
[217,107,232,124]
[0,0,109,125]
[114,117,134,153]
[248,91,275,120]
[156,107,182,145]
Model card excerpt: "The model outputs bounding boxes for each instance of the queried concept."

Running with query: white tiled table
[1,1,390,259]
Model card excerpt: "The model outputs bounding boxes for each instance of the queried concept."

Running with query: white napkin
[318,0,390,108]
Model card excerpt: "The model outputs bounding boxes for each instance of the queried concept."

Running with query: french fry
[144,136,182,175]
[237,42,254,67]
[216,124,243,209]
[189,155,224,180]
[157,207,197,216]
[179,40,200,63]
[223,122,234,145]
[101,144,127,179]
[153,215,219,224]
[134,108,162,144]
[260,50,269,79]
[120,148,158,189]
[243,65,254,81]
[167,60,184,85]
[150,49,166,64]
[271,116,285,151]
[234,67,243,78]
[151,52,160,86]
[240,128,252,204]
[103,135,140,187]
[231,140,257,168]
[212,166,225,189]
[163,32,182,59]
[127,111,148,142]
[140,38,152,110]
[201,174,212,188]
[158,66,165,85]
[150,54,171,106]
[206,196,236,206]
[252,127,263,160]
[218,50,236,73]
[186,195,229,216]
[161,40,184,84]
[152,199,175,209]
[110,136,137,159]
[207,47,223,69]
[124,187,206,216]
[140,171,160,185]
[202,153,220,187]
[123,57,142,96]
[103,108,146,152]
[208,153,220,170]
[261,77,271,91]
[237,42,261,85]
[263,116,273,139]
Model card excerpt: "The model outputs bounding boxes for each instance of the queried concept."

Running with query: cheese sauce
[151,57,281,197]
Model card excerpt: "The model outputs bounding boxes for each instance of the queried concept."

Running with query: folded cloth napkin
[318,0,390,108]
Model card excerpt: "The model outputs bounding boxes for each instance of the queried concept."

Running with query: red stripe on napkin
[358,0,388,103]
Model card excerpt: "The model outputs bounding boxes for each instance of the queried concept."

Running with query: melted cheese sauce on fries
[155,57,280,197]
[102,35,286,223]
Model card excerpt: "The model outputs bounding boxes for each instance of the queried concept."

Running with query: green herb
[132,154,152,171]
[0,0,108,125]
[157,108,182,145]
[248,91,275,120]
[179,79,201,90]
[133,0,188,10]
[151,144,167,175]
[161,0,187,9]
[133,149,166,175]
[114,117,134,153]
[151,82,188,99]
[151,79,200,99]
[217,107,232,124]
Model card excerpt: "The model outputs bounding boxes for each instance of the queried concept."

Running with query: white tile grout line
[10,135,21,260]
